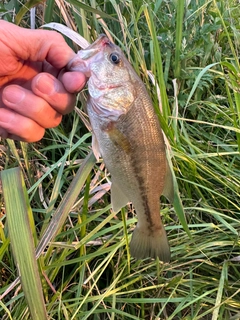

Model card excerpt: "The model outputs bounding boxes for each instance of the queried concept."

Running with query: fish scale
[67,34,173,262]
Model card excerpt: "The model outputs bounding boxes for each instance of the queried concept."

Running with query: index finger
[0,21,75,69]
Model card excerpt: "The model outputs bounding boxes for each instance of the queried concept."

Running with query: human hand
[0,21,86,142]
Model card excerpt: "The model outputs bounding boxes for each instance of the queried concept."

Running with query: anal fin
[111,181,129,213]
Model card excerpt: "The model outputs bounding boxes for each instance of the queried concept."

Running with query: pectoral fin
[107,128,132,153]
[111,181,129,212]
[92,133,101,162]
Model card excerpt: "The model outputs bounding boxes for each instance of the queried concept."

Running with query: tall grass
[0,0,240,319]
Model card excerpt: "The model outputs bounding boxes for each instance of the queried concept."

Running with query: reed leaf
[1,167,47,320]
[174,0,185,79]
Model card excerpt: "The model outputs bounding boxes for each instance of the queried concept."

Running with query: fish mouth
[67,34,113,72]
[78,34,113,59]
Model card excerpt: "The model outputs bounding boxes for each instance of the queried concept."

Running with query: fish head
[67,35,139,118]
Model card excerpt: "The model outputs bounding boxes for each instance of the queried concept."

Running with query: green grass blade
[44,0,55,24]
[144,5,170,121]
[6,139,24,170]
[166,150,191,237]
[66,0,115,21]
[0,301,13,320]
[185,63,219,108]
[212,261,228,320]
[213,0,240,67]
[15,0,43,25]
[1,167,48,320]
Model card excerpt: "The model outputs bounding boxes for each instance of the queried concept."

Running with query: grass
[0,0,240,319]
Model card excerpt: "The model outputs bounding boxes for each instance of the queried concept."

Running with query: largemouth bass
[68,35,173,262]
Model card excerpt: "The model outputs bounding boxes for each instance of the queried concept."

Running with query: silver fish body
[68,35,173,262]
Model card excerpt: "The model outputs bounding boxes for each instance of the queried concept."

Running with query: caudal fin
[130,226,170,262]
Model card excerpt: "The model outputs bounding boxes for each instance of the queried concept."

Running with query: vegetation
[0,0,240,319]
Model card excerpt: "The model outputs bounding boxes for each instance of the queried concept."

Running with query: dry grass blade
[42,22,90,48]
[35,151,96,258]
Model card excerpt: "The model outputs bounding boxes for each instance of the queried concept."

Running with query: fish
[67,35,173,262]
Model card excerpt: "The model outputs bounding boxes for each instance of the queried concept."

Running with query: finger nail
[35,74,58,95]
[3,86,25,104]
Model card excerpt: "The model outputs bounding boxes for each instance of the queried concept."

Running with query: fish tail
[130,226,170,262]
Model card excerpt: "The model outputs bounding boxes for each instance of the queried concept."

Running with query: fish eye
[109,52,120,65]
